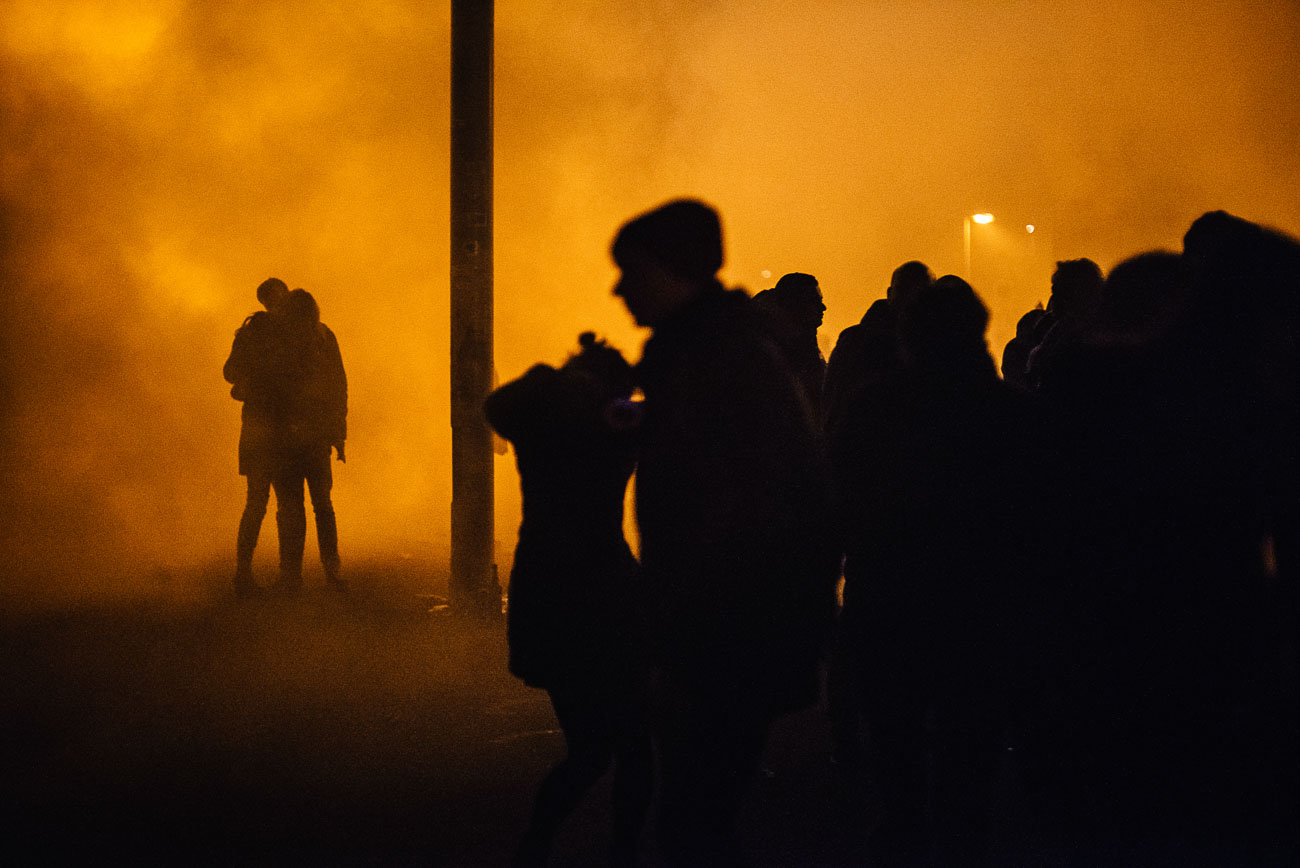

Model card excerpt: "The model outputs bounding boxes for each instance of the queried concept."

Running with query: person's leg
[305,451,341,588]
[235,473,271,595]
[514,685,618,868]
[654,671,768,868]
[863,672,930,868]
[610,680,654,868]
[271,472,306,592]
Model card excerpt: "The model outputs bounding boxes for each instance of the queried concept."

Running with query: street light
[964,213,994,279]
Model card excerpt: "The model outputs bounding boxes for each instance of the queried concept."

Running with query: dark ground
[3,562,1292,866]
[0,561,883,867]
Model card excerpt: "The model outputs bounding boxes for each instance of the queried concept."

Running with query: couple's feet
[234,570,346,599]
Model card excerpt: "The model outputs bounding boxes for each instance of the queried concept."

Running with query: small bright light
[760,269,771,279]
[1026,224,1035,233]
[972,213,994,224]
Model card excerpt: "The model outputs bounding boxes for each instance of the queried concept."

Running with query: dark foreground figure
[834,275,1046,867]
[487,333,653,867]
[612,200,840,867]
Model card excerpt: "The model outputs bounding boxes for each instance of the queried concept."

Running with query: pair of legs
[514,677,653,868]
[234,449,340,593]
[652,668,772,868]
[860,660,1002,868]
[271,448,341,590]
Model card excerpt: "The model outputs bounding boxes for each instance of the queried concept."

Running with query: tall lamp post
[964,212,994,281]
[449,0,498,616]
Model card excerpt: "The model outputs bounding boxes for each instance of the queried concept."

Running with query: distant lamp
[964,213,995,278]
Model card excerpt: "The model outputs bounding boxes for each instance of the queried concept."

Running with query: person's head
[257,277,289,313]
[285,288,320,326]
[769,272,826,332]
[611,199,723,328]
[887,261,934,308]
[1098,251,1188,342]
[1049,258,1104,322]
[898,274,989,365]
[563,332,635,401]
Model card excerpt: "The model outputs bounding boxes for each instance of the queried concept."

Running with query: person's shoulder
[832,322,864,348]
[237,310,269,332]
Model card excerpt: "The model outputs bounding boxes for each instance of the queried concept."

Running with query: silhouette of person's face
[263,285,290,316]
[614,244,698,328]
[795,286,826,331]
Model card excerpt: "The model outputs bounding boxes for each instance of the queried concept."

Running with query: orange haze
[2,0,1299,600]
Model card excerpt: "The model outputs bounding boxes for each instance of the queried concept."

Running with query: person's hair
[888,261,934,306]
[285,288,321,325]
[566,331,634,399]
[898,274,989,358]
[768,272,819,309]
[257,277,288,306]
[611,199,723,282]
[1050,259,1104,319]
[1098,251,1187,336]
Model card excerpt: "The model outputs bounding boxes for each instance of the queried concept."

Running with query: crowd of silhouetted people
[488,201,1298,867]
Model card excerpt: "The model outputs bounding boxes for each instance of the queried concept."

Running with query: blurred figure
[485,332,652,868]
[267,289,347,595]
[823,261,933,435]
[612,200,839,868]
[224,277,290,598]
[1022,225,1299,862]
[822,262,934,770]
[999,306,1045,390]
[752,272,828,418]
[1024,258,1104,389]
[837,275,1044,867]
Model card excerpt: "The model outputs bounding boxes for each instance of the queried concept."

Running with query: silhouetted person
[1000,306,1044,390]
[611,200,838,867]
[752,272,828,419]
[823,261,933,436]
[1023,258,1104,389]
[485,332,652,868]
[838,275,1044,867]
[1024,232,1297,862]
[822,262,934,769]
[267,288,347,594]
[224,276,290,598]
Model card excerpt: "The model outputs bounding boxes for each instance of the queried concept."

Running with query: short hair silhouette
[900,274,989,357]
[1050,259,1104,320]
[888,261,935,306]
[257,277,289,307]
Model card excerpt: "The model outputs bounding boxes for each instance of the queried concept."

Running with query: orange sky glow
[2,0,1298,601]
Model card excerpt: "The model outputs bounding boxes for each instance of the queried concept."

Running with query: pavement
[0,561,879,867]
[2,561,1292,866]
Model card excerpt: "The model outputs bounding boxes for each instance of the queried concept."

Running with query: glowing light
[972,213,994,224]
[761,269,772,278]
[1026,224,1035,233]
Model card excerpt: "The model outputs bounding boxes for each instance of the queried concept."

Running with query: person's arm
[319,324,348,458]
[223,315,259,397]
[484,365,562,445]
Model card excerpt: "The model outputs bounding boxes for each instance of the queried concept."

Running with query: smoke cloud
[2,0,1298,600]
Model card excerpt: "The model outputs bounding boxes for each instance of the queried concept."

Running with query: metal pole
[963,216,972,281]
[450,0,497,616]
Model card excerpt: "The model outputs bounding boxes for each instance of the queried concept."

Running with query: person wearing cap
[611,199,838,867]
